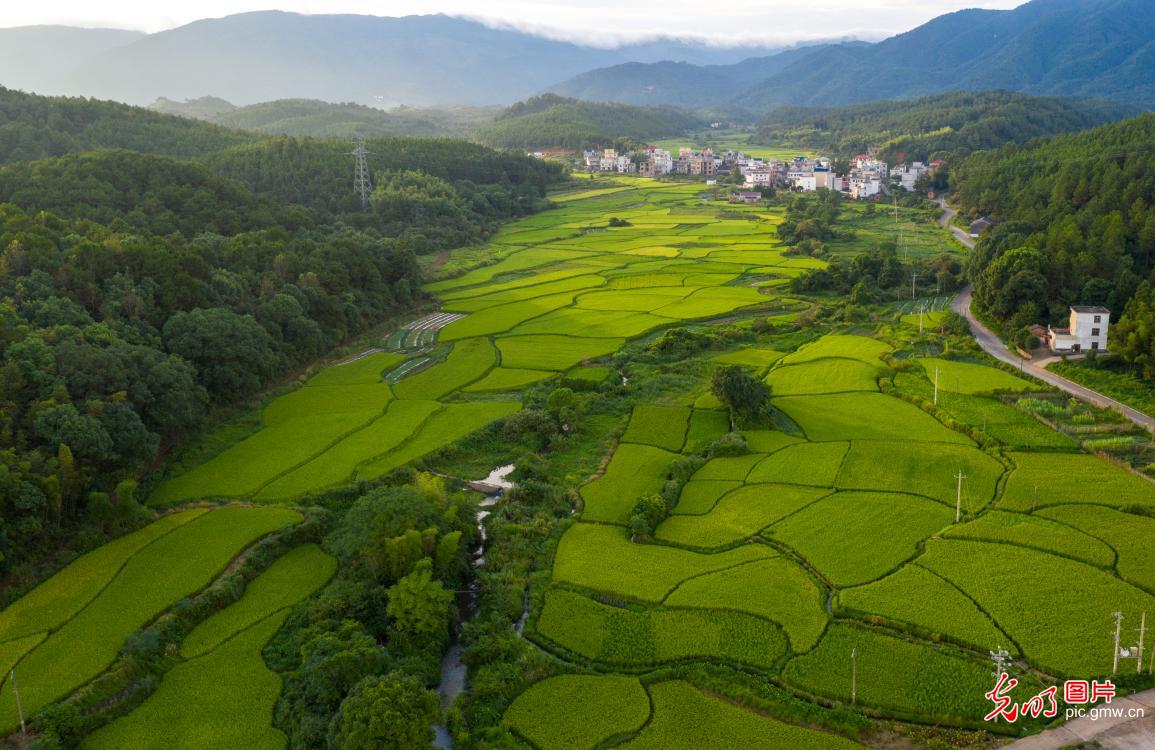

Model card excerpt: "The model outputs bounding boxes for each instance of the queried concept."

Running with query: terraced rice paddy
[31,177,1146,743]
[83,544,336,750]
[0,507,302,732]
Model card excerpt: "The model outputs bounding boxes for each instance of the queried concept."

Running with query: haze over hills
[549,0,1155,110]
[0,12,785,108]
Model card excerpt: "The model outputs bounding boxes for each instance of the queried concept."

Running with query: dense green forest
[150,96,496,138]
[753,92,1133,164]
[0,86,255,163]
[954,113,1155,372]
[0,90,563,588]
[476,94,703,150]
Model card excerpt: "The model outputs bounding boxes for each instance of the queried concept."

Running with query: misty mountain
[0,12,782,108]
[546,44,851,107]
[548,0,1155,111]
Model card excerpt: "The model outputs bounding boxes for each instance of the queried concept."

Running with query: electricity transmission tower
[351,133,373,211]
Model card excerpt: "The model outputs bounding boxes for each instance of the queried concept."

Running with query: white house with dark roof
[1047,306,1110,353]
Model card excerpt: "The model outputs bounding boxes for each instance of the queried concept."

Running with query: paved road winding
[937,198,1155,433]
[950,287,1155,433]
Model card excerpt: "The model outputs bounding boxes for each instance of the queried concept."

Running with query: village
[579,145,945,202]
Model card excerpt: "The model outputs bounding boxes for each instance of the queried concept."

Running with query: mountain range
[0,12,784,108]
[551,0,1155,110]
[1,0,1152,112]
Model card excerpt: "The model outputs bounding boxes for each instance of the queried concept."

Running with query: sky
[1,0,1028,45]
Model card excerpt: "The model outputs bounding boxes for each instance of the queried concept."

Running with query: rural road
[938,197,976,249]
[937,198,1155,433]
[1003,688,1155,749]
[950,287,1155,433]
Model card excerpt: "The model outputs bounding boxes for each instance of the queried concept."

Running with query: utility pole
[919,303,925,336]
[1113,611,1125,674]
[351,132,373,211]
[990,646,1011,678]
[1138,612,1147,674]
[911,272,919,300]
[850,647,857,705]
[10,670,25,737]
[955,471,966,522]
[1032,485,1039,513]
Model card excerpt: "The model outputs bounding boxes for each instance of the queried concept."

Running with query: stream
[433,465,519,748]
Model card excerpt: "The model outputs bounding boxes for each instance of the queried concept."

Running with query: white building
[1047,306,1110,353]
[893,161,930,191]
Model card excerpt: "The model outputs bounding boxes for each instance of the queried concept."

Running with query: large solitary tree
[711,365,774,428]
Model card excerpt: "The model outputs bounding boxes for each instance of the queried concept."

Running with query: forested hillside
[0,86,253,163]
[0,90,563,586]
[476,94,703,149]
[753,92,1133,164]
[150,96,494,138]
[955,113,1155,371]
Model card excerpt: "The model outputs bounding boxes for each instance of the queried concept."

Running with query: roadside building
[1046,306,1111,353]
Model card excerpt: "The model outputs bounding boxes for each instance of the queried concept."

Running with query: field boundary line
[247,400,398,498]
[911,562,1025,658]
[0,508,208,648]
[350,403,450,478]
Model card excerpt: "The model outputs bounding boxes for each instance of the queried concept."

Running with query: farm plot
[834,441,1004,508]
[740,430,804,453]
[425,248,596,292]
[919,539,1155,675]
[671,480,743,515]
[0,510,207,644]
[892,373,1076,449]
[781,335,891,366]
[254,400,442,500]
[917,358,1035,394]
[442,275,605,313]
[1001,452,1155,511]
[764,359,883,395]
[552,523,773,602]
[304,351,403,386]
[504,675,650,750]
[581,444,677,524]
[683,410,731,452]
[665,557,827,651]
[657,484,831,549]
[652,286,766,319]
[462,367,555,392]
[510,308,675,338]
[838,565,1010,652]
[86,544,335,750]
[1038,505,1155,590]
[497,334,623,371]
[438,292,582,340]
[151,410,379,503]
[535,588,785,670]
[83,613,291,750]
[391,337,495,399]
[711,348,784,369]
[784,624,1018,719]
[261,383,391,425]
[573,289,690,312]
[944,510,1114,568]
[691,453,767,481]
[181,544,337,658]
[356,401,521,481]
[619,681,866,750]
[764,492,953,587]
[775,393,973,444]
[622,405,691,452]
[0,506,302,732]
[747,442,849,487]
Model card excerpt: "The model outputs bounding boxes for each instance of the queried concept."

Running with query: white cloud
[1,0,1027,45]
